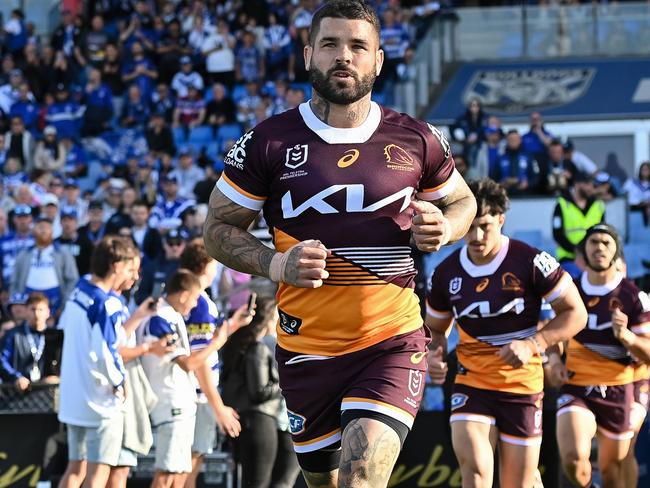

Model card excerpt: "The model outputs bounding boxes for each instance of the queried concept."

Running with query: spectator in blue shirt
[122,41,158,101]
[522,111,552,170]
[0,204,34,289]
[236,31,264,84]
[45,83,85,141]
[450,98,489,169]
[379,8,411,83]
[82,68,114,137]
[497,130,540,196]
[61,138,88,179]
[263,13,291,81]
[8,82,38,133]
[121,84,150,129]
[3,10,28,61]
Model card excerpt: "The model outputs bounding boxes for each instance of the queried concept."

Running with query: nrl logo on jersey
[464,67,595,113]
[449,277,462,294]
[285,144,309,169]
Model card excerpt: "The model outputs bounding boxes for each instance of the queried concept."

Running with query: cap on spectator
[14,204,33,216]
[35,215,54,224]
[8,293,28,306]
[563,139,574,151]
[44,125,57,136]
[56,82,68,92]
[573,171,593,184]
[166,227,190,243]
[64,178,78,188]
[178,145,192,156]
[137,159,150,168]
[594,171,611,185]
[60,209,78,219]
[41,193,60,207]
[180,55,192,65]
[161,174,178,184]
[10,68,22,78]
[88,200,104,211]
[485,126,499,135]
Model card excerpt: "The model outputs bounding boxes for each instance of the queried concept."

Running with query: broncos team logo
[384,144,415,171]
[287,410,306,435]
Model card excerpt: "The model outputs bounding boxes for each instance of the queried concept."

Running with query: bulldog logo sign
[464,68,595,113]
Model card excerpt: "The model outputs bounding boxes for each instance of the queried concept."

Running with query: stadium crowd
[0,1,649,488]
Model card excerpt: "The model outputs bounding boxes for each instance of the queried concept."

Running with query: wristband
[527,336,544,356]
[269,252,287,283]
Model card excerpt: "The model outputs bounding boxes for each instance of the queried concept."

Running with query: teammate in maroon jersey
[203,1,477,486]
[547,224,650,488]
[426,179,586,488]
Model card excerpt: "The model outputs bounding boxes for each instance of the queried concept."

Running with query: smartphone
[166,334,178,347]
[149,281,166,309]
[247,292,257,314]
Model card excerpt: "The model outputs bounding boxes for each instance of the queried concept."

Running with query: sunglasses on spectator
[166,239,183,247]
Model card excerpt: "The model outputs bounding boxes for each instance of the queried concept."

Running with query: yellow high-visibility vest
[555,197,605,261]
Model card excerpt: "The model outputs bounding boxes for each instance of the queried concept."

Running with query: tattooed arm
[203,187,329,287]
[411,176,477,252]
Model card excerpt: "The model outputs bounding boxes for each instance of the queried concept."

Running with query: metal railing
[455,2,650,61]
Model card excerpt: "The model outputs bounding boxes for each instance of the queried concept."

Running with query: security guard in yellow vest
[552,172,605,277]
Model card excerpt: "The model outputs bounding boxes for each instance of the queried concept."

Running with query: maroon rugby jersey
[566,272,650,386]
[427,237,570,394]
[217,102,458,355]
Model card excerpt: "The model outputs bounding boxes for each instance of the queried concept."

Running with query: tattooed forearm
[339,419,400,487]
[302,470,338,488]
[432,176,477,243]
[203,189,276,278]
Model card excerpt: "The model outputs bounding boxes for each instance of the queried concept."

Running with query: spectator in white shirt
[171,57,204,99]
[169,147,205,200]
[201,18,236,88]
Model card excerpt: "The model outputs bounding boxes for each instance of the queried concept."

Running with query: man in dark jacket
[55,209,94,276]
[0,292,53,391]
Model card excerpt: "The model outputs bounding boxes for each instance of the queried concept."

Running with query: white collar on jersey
[298,100,382,144]
[580,270,624,296]
[459,235,510,278]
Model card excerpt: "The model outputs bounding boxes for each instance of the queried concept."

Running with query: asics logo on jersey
[224,131,254,170]
[453,298,525,319]
[337,149,360,168]
[410,351,426,364]
[281,185,414,219]
[475,278,489,293]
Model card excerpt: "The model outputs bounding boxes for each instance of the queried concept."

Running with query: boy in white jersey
[58,236,149,488]
[139,269,226,487]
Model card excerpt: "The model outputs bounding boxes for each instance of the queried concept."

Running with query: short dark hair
[26,292,49,307]
[166,269,202,295]
[131,199,150,210]
[468,178,510,216]
[90,236,139,278]
[179,239,214,275]
[309,0,381,45]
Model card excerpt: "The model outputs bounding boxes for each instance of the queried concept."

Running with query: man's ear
[375,48,384,77]
[304,44,312,71]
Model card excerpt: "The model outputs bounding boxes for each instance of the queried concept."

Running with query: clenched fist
[427,346,448,384]
[410,200,451,253]
[269,239,330,288]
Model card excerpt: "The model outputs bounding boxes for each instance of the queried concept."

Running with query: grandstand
[0,1,648,488]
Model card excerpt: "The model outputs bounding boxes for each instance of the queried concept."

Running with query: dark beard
[309,65,376,105]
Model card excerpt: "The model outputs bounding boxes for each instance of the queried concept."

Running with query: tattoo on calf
[339,420,400,486]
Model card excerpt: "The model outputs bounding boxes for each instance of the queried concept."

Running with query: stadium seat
[217,124,243,148]
[628,211,650,244]
[230,84,248,103]
[624,243,648,279]
[188,126,213,146]
[173,127,186,146]
[512,230,544,249]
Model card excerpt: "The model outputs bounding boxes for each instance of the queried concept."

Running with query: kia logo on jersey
[285,144,309,169]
